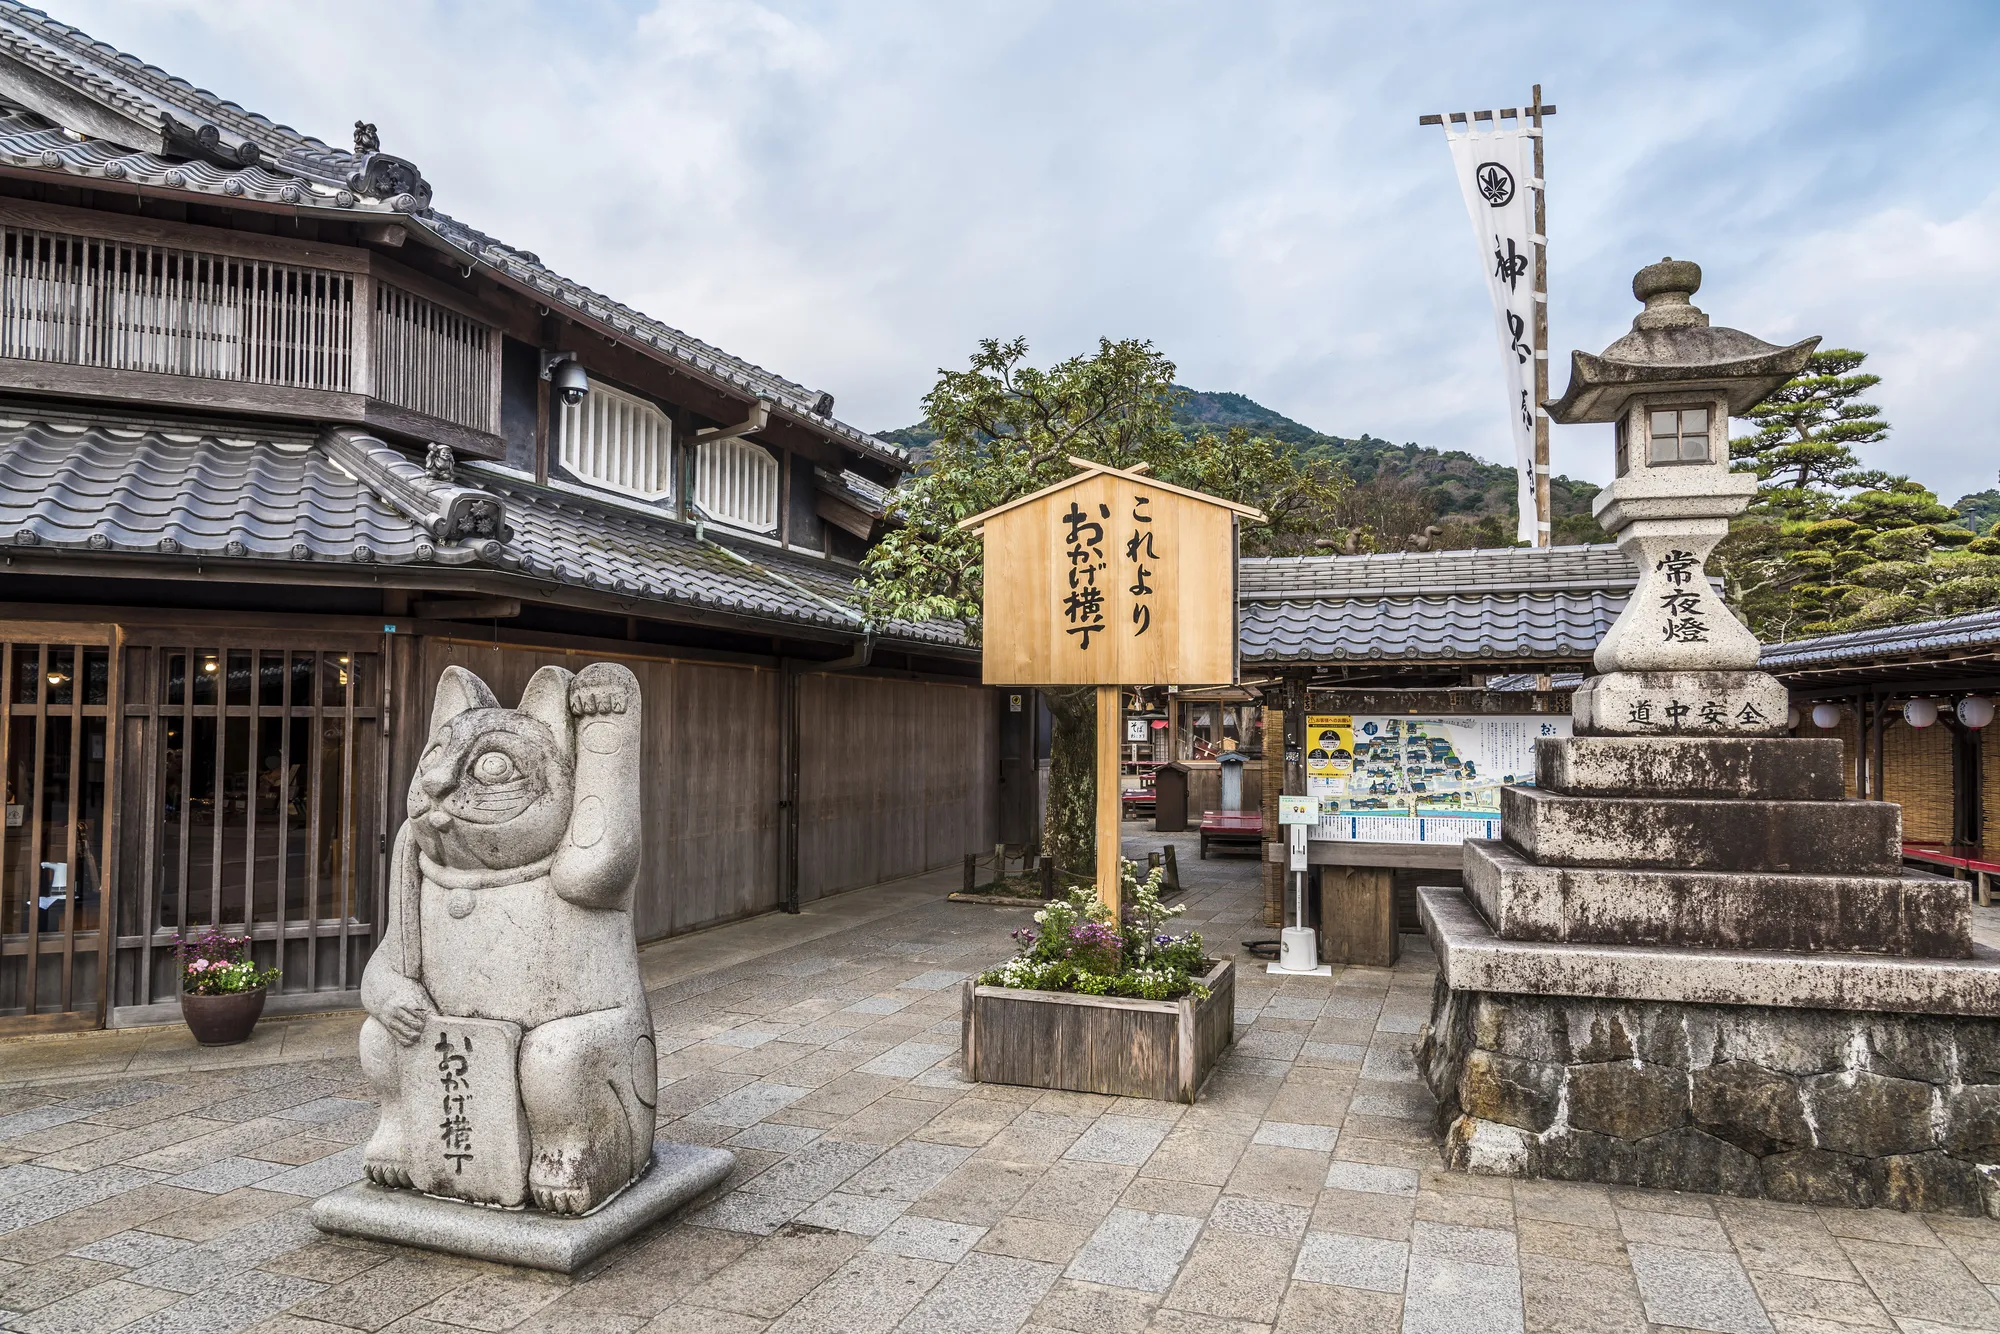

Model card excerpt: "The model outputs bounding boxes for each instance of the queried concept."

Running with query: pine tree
[1728,349,1892,518]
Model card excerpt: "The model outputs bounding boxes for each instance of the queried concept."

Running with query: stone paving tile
[1250,1122,1339,1152]
[892,1250,1061,1334]
[1293,1230,1408,1293]
[68,1227,193,1268]
[1163,1229,1299,1322]
[1065,1209,1204,1293]
[855,1042,956,1079]
[1321,1160,1418,1197]
[867,1214,988,1262]
[1063,1116,1173,1167]
[689,1084,815,1128]
[795,1191,909,1236]
[1628,1242,1775,1334]
[1402,1253,1525,1334]
[763,1251,948,1333]
[727,1124,823,1154]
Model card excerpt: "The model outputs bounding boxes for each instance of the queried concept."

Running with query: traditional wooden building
[1237,545,1637,957]
[0,10,997,1032]
[1762,608,1998,900]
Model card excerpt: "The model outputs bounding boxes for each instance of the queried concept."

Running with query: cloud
[46,0,2000,500]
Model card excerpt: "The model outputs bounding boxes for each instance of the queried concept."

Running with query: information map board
[1304,713,1571,844]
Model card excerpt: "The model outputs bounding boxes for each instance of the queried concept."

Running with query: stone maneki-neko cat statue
[360,662,657,1215]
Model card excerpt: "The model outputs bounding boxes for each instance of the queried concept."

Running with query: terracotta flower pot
[180,986,268,1046]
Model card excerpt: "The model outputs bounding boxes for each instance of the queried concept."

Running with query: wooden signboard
[967,461,1255,687]
[963,460,1262,917]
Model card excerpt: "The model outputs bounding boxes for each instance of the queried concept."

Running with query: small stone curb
[946,892,1047,907]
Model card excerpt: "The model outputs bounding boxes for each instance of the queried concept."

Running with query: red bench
[1902,842,1996,907]
[1198,810,1264,859]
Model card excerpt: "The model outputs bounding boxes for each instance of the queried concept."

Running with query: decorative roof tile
[1239,546,1638,665]
[1759,608,2000,675]
[0,418,965,650]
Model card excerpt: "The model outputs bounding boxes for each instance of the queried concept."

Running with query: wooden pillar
[1097,684,1122,922]
[1530,83,1552,547]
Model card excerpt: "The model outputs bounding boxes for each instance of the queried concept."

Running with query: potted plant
[963,863,1234,1102]
[175,930,280,1046]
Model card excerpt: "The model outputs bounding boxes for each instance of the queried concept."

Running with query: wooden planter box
[961,959,1235,1103]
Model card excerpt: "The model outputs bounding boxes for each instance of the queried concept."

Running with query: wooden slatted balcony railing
[0,199,505,456]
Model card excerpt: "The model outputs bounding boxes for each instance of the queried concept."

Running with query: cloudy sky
[55,1,2000,502]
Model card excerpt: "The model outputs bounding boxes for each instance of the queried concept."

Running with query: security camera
[540,351,590,406]
[552,357,589,406]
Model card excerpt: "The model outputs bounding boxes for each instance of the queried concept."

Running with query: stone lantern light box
[1546,258,1817,734]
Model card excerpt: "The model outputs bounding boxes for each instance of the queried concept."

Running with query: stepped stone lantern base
[1415,259,2000,1217]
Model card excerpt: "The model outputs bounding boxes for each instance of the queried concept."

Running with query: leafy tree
[1728,349,1893,518]
[861,337,1348,872]
[1720,476,1998,638]
[1711,346,2000,637]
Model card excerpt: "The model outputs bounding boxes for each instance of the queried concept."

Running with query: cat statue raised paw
[357,661,657,1216]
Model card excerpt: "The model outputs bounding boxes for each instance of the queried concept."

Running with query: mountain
[872,391,1603,548]
[1954,488,2000,536]
[1168,390,1607,546]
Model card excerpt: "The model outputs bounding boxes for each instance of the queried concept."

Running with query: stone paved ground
[1,830,1997,1334]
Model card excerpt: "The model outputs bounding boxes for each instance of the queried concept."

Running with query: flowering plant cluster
[978,863,1209,1001]
[175,930,279,997]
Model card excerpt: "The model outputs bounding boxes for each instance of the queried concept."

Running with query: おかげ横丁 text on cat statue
[357,660,658,1215]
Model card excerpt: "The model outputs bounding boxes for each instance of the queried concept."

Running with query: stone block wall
[1419,983,2000,1217]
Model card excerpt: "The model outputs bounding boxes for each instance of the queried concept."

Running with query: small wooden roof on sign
[957,458,1266,532]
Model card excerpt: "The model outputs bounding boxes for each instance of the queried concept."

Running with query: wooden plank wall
[410,642,995,940]
[797,673,995,901]
[417,641,781,942]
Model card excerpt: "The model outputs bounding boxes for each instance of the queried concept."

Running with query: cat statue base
[311,661,732,1270]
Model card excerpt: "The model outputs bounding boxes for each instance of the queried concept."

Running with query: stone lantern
[1413,260,2000,1217]
[1547,259,1816,732]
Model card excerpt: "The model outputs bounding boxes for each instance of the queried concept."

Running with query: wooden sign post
[962,459,1263,921]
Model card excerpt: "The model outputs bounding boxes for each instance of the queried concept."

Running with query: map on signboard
[1307,714,1569,825]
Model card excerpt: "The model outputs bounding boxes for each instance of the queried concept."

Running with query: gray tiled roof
[0,417,965,650]
[1759,608,2000,674]
[1239,545,1637,665]
[0,3,905,472]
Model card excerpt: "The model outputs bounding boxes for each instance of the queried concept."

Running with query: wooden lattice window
[558,382,674,502]
[696,436,779,533]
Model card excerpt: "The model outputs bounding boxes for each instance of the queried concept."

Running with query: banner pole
[1096,685,1123,922]
[1532,84,1552,548]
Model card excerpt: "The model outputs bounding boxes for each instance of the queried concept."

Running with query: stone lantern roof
[1545,258,1819,424]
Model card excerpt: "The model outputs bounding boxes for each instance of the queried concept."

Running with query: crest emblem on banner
[1475,162,1515,206]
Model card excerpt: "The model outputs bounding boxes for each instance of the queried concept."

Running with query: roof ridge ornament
[321,428,508,545]
[345,121,432,211]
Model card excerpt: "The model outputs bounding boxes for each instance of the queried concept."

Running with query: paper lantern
[1785,707,1801,730]
[1810,703,1842,729]
[1958,695,1995,729]
[1903,698,1939,729]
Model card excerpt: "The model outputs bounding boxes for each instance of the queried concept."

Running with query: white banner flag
[1444,124,1539,543]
